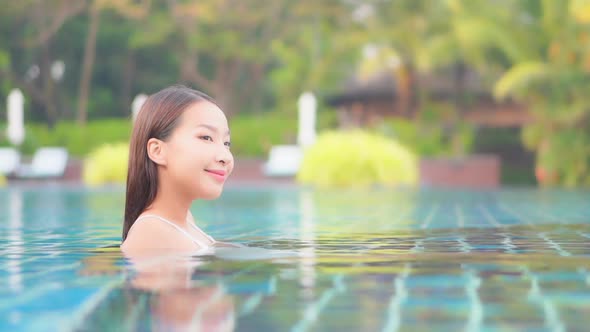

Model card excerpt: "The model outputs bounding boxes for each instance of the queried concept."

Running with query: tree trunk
[77,3,100,125]
[40,41,58,127]
[237,63,264,114]
[406,62,418,118]
[212,59,244,116]
[121,50,135,116]
[394,64,411,118]
[453,60,467,115]
[212,86,234,116]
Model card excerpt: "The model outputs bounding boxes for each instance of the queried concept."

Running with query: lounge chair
[262,145,303,177]
[0,147,21,176]
[15,147,69,178]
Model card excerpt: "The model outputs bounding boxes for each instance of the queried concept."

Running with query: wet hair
[122,85,216,242]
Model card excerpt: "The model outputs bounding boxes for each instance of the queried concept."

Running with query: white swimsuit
[130,214,216,250]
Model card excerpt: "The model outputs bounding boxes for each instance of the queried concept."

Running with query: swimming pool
[1,185,589,331]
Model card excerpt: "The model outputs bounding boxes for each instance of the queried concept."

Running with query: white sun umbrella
[297,92,317,148]
[131,93,148,122]
[263,92,317,176]
[7,89,25,146]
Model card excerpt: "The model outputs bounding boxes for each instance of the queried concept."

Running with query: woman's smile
[205,169,226,182]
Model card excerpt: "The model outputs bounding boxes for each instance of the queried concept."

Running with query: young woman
[121,85,234,256]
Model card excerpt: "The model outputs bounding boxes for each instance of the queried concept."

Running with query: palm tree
[477,0,590,186]
[376,0,590,186]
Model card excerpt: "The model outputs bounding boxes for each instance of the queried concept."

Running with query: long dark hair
[122,85,216,242]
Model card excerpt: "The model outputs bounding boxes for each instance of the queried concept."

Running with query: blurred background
[1,0,590,188]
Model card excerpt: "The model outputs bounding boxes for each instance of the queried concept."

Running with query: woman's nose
[216,147,233,165]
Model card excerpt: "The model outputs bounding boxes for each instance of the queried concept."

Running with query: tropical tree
[76,0,150,125]
[0,0,86,126]
[366,0,590,185]
[268,1,363,113]
[479,0,590,186]
[121,0,296,115]
[359,0,480,156]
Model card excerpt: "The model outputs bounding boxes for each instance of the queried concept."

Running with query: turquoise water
[1,185,590,331]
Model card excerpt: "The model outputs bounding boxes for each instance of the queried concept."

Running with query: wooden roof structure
[325,69,531,127]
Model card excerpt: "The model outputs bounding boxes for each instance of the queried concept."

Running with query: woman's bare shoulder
[121,217,190,254]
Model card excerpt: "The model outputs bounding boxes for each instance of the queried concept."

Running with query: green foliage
[493,62,550,100]
[83,143,129,186]
[376,119,444,157]
[316,109,339,131]
[228,110,337,157]
[526,123,590,187]
[1,111,337,159]
[297,130,418,188]
[0,174,5,187]
[376,118,475,158]
[268,2,361,111]
[521,124,544,150]
[2,0,590,187]
[0,50,10,70]
[377,0,590,187]
[474,0,590,186]
[1,120,132,157]
[228,112,296,157]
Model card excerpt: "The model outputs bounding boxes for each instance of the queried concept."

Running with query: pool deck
[4,158,298,187]
[4,155,503,189]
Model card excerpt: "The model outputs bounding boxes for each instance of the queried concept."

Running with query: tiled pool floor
[0,187,589,331]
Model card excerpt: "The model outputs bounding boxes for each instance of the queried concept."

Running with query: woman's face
[163,101,234,199]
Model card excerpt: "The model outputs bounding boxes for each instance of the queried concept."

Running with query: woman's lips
[205,169,226,182]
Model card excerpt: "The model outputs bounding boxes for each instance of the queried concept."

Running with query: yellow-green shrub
[297,130,418,188]
[83,143,129,186]
[0,174,6,187]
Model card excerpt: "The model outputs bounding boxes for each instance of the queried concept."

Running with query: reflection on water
[81,249,236,332]
[68,223,590,332]
[7,189,23,292]
[1,187,590,331]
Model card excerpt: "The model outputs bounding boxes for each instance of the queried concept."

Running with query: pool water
[1,186,589,331]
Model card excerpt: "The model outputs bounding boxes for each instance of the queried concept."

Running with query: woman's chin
[197,187,224,200]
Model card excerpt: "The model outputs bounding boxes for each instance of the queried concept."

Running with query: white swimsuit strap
[134,214,212,248]
[189,222,216,243]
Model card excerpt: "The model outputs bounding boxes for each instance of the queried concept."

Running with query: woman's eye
[224,141,231,147]
[199,135,213,141]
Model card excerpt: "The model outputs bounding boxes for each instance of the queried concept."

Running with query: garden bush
[0,119,132,157]
[83,143,129,186]
[297,130,418,188]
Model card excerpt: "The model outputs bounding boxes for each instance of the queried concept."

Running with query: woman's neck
[144,182,192,226]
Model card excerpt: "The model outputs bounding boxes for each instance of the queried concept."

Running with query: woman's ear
[147,138,167,166]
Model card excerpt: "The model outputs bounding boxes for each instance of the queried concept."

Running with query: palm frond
[493,61,550,100]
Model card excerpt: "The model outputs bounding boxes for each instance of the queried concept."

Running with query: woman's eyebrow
[196,124,230,135]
